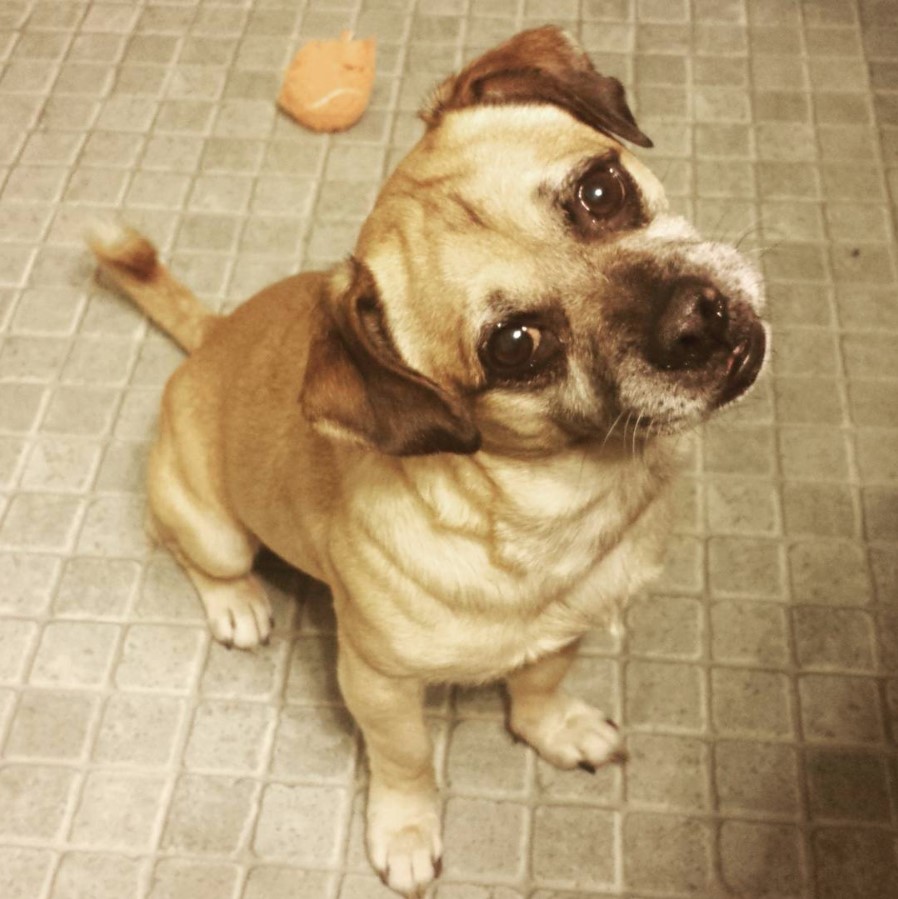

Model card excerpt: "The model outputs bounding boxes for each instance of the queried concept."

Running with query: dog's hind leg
[147,409,272,649]
[506,640,625,772]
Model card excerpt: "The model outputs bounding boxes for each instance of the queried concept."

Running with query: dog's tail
[87,222,217,353]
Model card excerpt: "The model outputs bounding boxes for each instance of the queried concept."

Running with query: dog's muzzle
[647,278,766,405]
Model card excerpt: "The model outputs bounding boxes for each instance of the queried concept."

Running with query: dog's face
[301,27,767,457]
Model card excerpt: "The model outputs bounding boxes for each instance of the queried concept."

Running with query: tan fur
[87,223,215,352]
[89,27,765,898]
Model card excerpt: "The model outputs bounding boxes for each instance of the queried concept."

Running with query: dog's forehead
[436,103,606,162]
[421,104,664,204]
[360,104,668,266]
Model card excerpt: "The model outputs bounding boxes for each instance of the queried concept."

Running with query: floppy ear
[299,261,481,457]
[421,25,652,148]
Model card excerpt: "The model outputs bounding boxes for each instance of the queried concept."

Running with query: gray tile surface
[1,1,897,897]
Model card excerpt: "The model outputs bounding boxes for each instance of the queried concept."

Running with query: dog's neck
[397,434,681,558]
[334,435,676,629]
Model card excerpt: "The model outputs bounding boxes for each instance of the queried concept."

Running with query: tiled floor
[0,0,896,897]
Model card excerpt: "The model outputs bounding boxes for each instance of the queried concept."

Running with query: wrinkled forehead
[406,105,667,214]
[355,104,669,293]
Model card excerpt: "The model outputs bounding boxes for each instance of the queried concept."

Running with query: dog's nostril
[650,281,730,371]
[697,287,728,341]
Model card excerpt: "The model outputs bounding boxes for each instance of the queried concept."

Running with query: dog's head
[301,27,767,457]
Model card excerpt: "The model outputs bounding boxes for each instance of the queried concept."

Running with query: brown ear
[299,262,481,457]
[421,26,652,149]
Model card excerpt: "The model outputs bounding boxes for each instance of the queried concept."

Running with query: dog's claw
[578,761,597,774]
[432,855,443,878]
[604,717,619,730]
[203,573,272,650]
[610,748,629,765]
[368,792,441,898]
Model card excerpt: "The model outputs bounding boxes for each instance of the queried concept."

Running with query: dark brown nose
[649,280,729,370]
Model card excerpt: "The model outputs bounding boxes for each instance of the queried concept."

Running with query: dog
[89,27,766,897]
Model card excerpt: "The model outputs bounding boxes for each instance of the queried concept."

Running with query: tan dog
[90,27,766,898]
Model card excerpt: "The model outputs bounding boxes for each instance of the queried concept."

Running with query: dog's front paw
[510,693,625,772]
[367,789,442,898]
[203,573,273,649]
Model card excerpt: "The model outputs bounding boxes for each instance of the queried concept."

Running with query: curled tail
[87,222,217,353]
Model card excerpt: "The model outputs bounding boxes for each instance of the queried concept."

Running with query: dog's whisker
[708,205,737,246]
[742,239,785,261]
[630,412,639,458]
[732,221,766,252]
[601,409,625,448]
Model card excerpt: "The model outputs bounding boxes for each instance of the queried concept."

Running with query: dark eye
[483,321,561,380]
[489,324,537,370]
[577,163,627,219]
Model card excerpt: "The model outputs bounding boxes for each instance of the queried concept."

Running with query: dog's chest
[332,447,675,680]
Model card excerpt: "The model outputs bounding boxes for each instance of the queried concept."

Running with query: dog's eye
[490,324,538,369]
[483,322,560,379]
[577,163,627,220]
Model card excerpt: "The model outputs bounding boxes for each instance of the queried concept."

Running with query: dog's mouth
[600,312,767,444]
[717,319,766,408]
